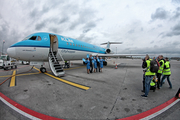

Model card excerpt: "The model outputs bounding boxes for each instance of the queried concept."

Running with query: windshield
[22,35,42,41]
[0,55,7,60]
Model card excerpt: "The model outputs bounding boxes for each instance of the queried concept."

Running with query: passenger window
[29,36,37,40]
[70,43,72,45]
[67,42,69,45]
[37,36,41,41]
[73,44,75,46]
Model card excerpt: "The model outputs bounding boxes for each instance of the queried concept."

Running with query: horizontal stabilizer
[100,41,122,49]
[100,42,122,45]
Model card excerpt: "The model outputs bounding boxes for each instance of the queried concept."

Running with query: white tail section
[100,41,122,49]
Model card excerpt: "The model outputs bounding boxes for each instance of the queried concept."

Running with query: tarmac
[0,58,180,120]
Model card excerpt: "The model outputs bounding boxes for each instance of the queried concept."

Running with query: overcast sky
[0,0,180,57]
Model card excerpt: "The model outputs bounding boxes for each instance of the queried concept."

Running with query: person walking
[156,55,165,89]
[160,57,172,89]
[141,55,156,97]
[84,58,90,74]
[99,57,104,72]
[89,54,93,73]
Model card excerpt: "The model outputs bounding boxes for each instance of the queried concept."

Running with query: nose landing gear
[40,66,47,73]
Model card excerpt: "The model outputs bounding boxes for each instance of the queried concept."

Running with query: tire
[40,67,46,73]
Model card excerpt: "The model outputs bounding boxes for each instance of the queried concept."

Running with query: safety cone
[115,64,117,69]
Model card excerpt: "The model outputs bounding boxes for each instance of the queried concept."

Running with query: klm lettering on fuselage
[61,37,74,43]
[61,50,75,53]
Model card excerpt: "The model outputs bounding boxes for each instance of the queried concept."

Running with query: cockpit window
[29,36,37,40]
[22,35,42,41]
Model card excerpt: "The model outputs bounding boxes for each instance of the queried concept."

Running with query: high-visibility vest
[163,61,171,75]
[150,79,156,86]
[158,59,164,74]
[145,59,156,76]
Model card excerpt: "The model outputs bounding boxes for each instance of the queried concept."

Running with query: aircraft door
[50,35,58,55]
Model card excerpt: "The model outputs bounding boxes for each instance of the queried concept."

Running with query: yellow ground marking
[0,72,40,78]
[33,67,90,90]
[9,70,16,87]
[0,66,85,78]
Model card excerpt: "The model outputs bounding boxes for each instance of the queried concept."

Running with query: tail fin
[100,41,122,49]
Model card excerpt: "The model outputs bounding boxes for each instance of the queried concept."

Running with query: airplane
[7,32,144,76]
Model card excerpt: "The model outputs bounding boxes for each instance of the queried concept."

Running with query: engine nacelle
[106,49,112,54]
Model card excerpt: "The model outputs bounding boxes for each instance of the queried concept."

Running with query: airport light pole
[2,40,5,55]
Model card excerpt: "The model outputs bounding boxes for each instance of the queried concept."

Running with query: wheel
[4,67,8,70]
[40,67,46,73]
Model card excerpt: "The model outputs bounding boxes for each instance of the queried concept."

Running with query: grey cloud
[164,22,180,37]
[76,33,94,43]
[30,5,50,18]
[172,0,180,4]
[151,8,169,20]
[35,22,46,30]
[83,29,91,33]
[128,29,134,34]
[171,7,180,20]
[69,9,97,30]
[59,17,69,24]
[82,21,97,33]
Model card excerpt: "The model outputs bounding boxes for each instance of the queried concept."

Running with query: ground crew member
[160,57,172,89]
[156,55,165,89]
[142,55,156,97]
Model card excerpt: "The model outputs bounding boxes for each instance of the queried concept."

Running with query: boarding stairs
[48,51,65,77]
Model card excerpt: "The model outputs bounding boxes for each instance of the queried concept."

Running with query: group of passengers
[141,54,172,97]
[82,54,104,74]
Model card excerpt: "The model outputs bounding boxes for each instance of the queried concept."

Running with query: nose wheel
[40,67,46,73]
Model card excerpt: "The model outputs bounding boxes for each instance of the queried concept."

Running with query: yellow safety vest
[163,61,171,75]
[158,59,164,74]
[150,79,156,86]
[145,59,156,76]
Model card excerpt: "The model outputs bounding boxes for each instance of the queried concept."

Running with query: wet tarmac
[0,59,180,120]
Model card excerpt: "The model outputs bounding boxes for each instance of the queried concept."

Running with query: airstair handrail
[57,50,65,63]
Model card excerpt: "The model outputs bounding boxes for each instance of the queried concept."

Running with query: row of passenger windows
[66,42,97,50]
[66,42,105,52]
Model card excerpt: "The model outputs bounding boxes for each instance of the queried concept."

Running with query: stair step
[55,66,62,69]
[56,69,64,72]
[54,64,61,67]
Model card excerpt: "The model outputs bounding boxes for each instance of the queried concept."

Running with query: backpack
[150,59,160,73]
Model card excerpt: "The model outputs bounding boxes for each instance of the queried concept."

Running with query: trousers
[145,75,154,96]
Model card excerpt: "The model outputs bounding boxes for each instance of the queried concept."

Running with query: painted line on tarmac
[33,67,90,91]
[0,72,40,78]
[0,92,65,120]
[9,70,16,87]
[116,97,180,120]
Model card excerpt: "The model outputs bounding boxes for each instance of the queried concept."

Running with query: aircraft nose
[7,47,16,58]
